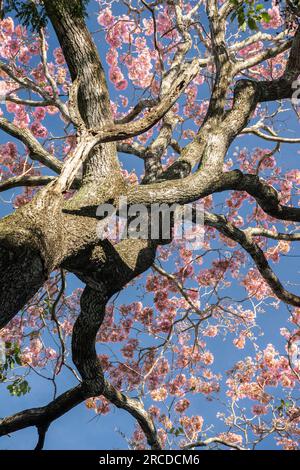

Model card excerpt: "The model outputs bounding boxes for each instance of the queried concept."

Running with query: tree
[0,0,299,450]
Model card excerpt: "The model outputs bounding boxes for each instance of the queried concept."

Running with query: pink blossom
[262,4,283,30]
[33,107,46,121]
[252,405,268,416]
[150,386,168,402]
[31,121,48,139]
[174,398,190,414]
[54,48,65,65]
[1,17,14,34]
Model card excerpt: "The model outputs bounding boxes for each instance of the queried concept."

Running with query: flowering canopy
[0,0,299,451]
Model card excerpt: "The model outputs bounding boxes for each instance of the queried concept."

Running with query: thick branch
[233,172,300,222]
[103,381,161,450]
[115,99,158,125]
[0,385,84,439]
[257,26,300,102]
[0,174,81,193]
[0,175,55,193]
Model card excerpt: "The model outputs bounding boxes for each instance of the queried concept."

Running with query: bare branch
[0,61,53,101]
[245,227,300,241]
[153,263,203,315]
[39,28,59,99]
[242,127,300,143]
[183,436,246,450]
[232,172,300,222]
[0,117,63,174]
[92,58,202,140]
[0,385,84,440]
[5,96,53,107]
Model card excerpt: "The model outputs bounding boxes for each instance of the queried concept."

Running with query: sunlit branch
[242,127,300,143]
[0,116,63,173]
[0,174,56,193]
[183,436,246,450]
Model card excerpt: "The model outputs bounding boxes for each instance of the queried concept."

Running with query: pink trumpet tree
[0,0,299,450]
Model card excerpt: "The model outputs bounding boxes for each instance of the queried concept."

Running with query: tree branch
[183,436,246,450]
[0,117,63,174]
[242,127,300,143]
[0,283,161,450]
[234,34,291,74]
[54,58,202,192]
[232,172,300,222]
[115,99,159,125]
[204,211,300,307]
[0,175,56,193]
[42,0,123,185]
[103,381,161,450]
[0,385,84,439]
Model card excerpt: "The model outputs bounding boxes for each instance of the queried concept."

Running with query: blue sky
[0,1,300,450]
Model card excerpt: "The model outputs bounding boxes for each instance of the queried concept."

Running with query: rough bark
[1,0,300,450]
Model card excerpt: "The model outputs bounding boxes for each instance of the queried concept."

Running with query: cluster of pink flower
[227,343,299,402]
[0,17,38,64]
[242,268,274,300]
[198,250,245,287]
[98,7,155,91]
[262,2,283,30]
[21,337,57,368]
